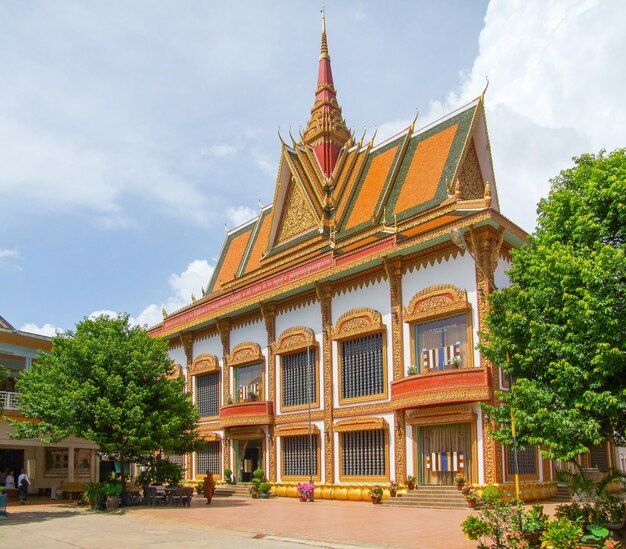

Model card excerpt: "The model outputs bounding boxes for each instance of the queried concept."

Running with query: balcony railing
[0,391,19,410]
[219,400,274,428]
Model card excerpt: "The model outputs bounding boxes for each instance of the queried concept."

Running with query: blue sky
[1,0,624,335]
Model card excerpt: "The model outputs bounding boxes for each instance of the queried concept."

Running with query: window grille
[508,446,536,476]
[165,453,183,467]
[282,435,318,477]
[341,429,386,477]
[340,333,383,399]
[196,441,220,476]
[282,349,316,407]
[196,372,219,417]
[590,445,609,472]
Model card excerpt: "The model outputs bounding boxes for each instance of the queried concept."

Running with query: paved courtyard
[0,495,565,549]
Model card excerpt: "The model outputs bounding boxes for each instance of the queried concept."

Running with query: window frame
[189,354,221,419]
[504,445,540,481]
[228,342,265,403]
[332,308,388,405]
[338,427,389,482]
[195,440,221,478]
[279,433,321,482]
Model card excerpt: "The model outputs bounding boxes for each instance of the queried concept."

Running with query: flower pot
[468,500,476,509]
[406,483,415,491]
[106,495,120,510]
[370,495,382,504]
[389,489,397,497]
[456,484,463,491]
[523,532,541,546]
[259,493,269,499]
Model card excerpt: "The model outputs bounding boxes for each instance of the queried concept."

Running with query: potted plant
[296,482,315,502]
[258,482,271,499]
[250,468,265,499]
[105,481,123,510]
[539,517,583,549]
[225,394,234,405]
[462,483,479,508]
[406,475,416,490]
[224,468,233,484]
[248,391,259,402]
[454,473,467,490]
[368,485,383,504]
[522,504,549,545]
[481,485,500,508]
[460,515,491,547]
[388,480,400,497]
[406,365,417,376]
[82,481,105,510]
[248,483,259,499]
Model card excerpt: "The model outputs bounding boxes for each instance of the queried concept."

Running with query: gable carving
[273,326,317,355]
[276,178,318,244]
[229,342,264,367]
[332,307,385,341]
[190,354,220,376]
[458,142,485,200]
[404,284,469,323]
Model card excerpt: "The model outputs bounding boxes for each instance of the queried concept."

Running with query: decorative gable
[457,141,485,200]
[276,178,319,245]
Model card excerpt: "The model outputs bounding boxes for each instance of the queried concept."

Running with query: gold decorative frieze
[406,404,474,426]
[334,417,388,432]
[404,284,469,323]
[274,424,320,437]
[167,362,184,381]
[275,410,325,424]
[196,428,222,441]
[228,342,263,367]
[189,354,220,376]
[273,326,317,355]
[332,307,385,341]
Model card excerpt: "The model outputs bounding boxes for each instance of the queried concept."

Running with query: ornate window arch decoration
[228,341,264,367]
[189,354,220,376]
[167,362,184,380]
[332,307,385,341]
[273,326,317,355]
[403,284,470,323]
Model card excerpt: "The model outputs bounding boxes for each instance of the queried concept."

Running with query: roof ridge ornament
[301,3,351,178]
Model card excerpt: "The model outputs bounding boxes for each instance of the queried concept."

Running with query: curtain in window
[282,435,318,477]
[414,314,468,372]
[418,423,472,485]
[282,349,316,407]
[234,363,262,402]
[341,333,383,399]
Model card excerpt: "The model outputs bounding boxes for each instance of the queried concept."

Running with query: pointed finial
[162,308,167,318]
[320,1,329,59]
[191,293,197,302]
[278,127,286,145]
[224,222,229,232]
[482,76,490,98]
[258,198,263,210]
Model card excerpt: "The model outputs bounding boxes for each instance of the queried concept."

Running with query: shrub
[540,518,583,549]
[461,515,491,545]
[252,468,265,481]
[481,485,501,506]
[258,482,271,494]
[368,486,383,498]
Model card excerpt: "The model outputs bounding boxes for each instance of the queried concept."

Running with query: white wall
[402,253,481,371]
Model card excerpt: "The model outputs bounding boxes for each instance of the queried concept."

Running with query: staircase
[214,483,251,497]
[384,485,470,509]
[551,484,572,503]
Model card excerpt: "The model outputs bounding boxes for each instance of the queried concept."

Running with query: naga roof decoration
[154,15,510,337]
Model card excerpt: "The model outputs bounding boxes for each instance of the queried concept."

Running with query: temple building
[149,16,614,495]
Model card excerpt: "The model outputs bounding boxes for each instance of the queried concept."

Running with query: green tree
[482,149,626,460]
[13,315,199,485]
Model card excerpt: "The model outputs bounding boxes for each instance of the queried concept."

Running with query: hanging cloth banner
[429,451,464,472]
[422,341,461,370]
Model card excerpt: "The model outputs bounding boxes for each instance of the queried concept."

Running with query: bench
[61,481,86,500]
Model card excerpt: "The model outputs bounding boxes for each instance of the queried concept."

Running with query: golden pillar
[261,303,277,482]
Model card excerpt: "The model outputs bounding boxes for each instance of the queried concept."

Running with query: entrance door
[417,423,472,485]
[235,439,262,483]
[0,449,24,478]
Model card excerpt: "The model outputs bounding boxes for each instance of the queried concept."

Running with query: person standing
[17,468,30,504]
[5,470,15,489]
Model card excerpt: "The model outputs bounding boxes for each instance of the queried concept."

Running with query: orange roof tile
[211,228,254,291]
[393,124,458,215]
[344,145,398,230]
[241,212,273,275]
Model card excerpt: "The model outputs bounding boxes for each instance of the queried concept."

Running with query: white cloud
[200,143,238,158]
[225,206,257,228]
[88,310,120,320]
[354,3,366,22]
[415,0,626,232]
[20,322,60,337]
[129,259,215,328]
[252,147,277,179]
[0,249,20,259]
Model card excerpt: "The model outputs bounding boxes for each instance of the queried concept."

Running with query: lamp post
[306,333,313,486]
[450,228,522,510]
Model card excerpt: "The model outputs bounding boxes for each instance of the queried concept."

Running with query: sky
[1,0,625,336]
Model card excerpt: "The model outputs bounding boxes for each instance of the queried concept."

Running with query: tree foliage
[481,149,626,460]
[13,315,199,464]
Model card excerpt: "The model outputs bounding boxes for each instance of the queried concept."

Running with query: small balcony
[0,391,19,411]
[390,367,492,410]
[219,400,274,428]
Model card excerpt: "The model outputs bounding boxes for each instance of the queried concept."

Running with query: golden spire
[321,1,329,59]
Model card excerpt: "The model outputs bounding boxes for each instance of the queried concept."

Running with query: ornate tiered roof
[152,14,517,337]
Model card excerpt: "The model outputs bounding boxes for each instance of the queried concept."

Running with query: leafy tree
[13,315,199,486]
[482,149,626,460]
